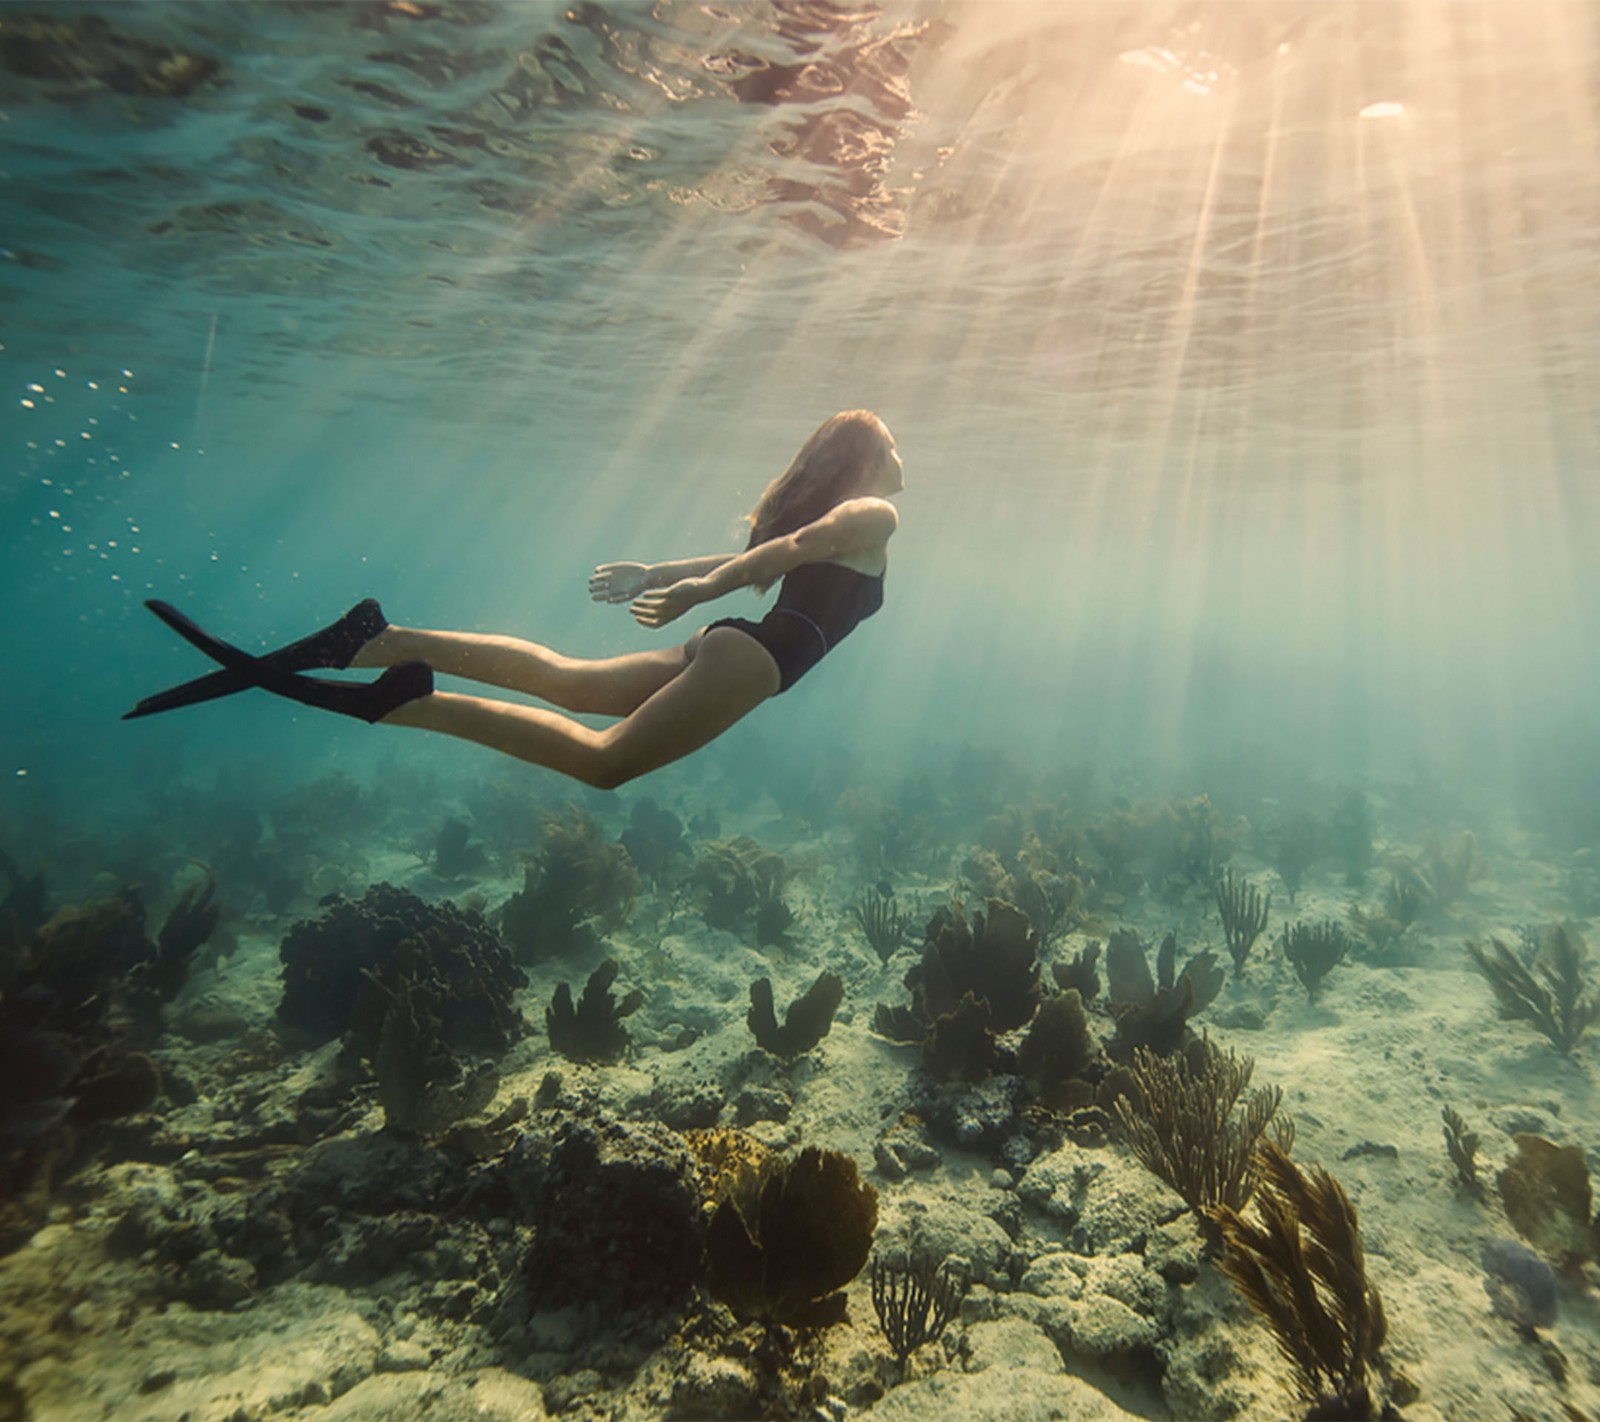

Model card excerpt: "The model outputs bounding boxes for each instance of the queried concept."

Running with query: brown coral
[704,1146,878,1327]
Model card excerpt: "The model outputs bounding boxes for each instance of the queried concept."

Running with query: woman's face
[865,440,904,496]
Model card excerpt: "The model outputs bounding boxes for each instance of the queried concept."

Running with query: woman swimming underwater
[126,410,902,789]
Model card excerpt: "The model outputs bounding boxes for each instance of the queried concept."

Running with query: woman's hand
[631,577,707,629]
[589,561,651,604]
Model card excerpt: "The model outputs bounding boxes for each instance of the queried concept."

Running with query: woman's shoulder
[829,496,899,532]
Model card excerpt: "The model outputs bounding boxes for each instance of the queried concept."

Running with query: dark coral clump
[691,836,790,937]
[704,1144,878,1327]
[371,977,499,1138]
[871,1248,969,1367]
[519,1115,706,1314]
[922,992,997,1084]
[1017,988,1098,1109]
[1496,1133,1600,1267]
[1281,920,1350,1001]
[910,898,1043,1033]
[1104,928,1223,1058]
[873,898,1044,1082]
[501,806,638,963]
[0,885,194,1244]
[277,882,527,1057]
[546,959,643,1066]
[432,818,487,880]
[148,866,222,1003]
[618,797,691,886]
[747,971,844,1060]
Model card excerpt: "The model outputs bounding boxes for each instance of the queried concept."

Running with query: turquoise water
[4,4,1600,1419]
[6,0,1596,827]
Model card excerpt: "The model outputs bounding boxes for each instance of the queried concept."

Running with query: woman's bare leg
[378,628,780,788]
[351,625,690,717]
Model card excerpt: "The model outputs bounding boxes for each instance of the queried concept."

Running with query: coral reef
[277,883,527,1056]
[1496,1133,1599,1268]
[703,1145,878,1327]
[1348,873,1425,961]
[146,865,222,1002]
[545,959,643,1065]
[1104,928,1224,1058]
[1016,988,1098,1109]
[850,883,910,963]
[432,818,487,880]
[0,886,188,1246]
[0,847,48,949]
[1419,830,1476,907]
[1466,923,1598,1055]
[1214,868,1270,976]
[618,797,691,887]
[1440,1105,1484,1201]
[1208,1142,1396,1421]
[922,992,997,1083]
[500,806,637,962]
[870,1247,969,1368]
[518,1114,705,1314]
[1270,811,1322,902]
[910,898,1043,1033]
[691,836,788,936]
[837,785,916,872]
[1281,919,1350,1001]
[746,971,844,1060]
[1052,943,1101,1004]
[1329,788,1374,887]
[1113,1038,1289,1219]
[371,978,498,1138]
[963,832,1086,944]
[1088,794,1241,902]
[873,898,1046,1083]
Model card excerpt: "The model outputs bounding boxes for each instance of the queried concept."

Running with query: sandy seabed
[2,783,1597,1422]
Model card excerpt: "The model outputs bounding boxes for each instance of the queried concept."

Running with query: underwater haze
[4,3,1600,1421]
[3,0,1596,810]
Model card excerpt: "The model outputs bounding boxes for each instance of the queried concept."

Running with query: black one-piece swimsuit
[705,561,885,694]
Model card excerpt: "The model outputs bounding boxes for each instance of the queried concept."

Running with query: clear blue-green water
[4,4,1600,1418]
[6,0,1596,830]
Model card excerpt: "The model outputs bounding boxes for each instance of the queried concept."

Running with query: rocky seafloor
[3,758,1599,1422]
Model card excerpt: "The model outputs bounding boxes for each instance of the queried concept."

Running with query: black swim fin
[129,600,430,726]
[123,597,389,719]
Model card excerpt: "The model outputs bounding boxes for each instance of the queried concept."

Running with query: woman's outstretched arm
[630,497,897,628]
[589,554,735,605]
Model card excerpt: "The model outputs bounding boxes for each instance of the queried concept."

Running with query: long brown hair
[744,410,895,555]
